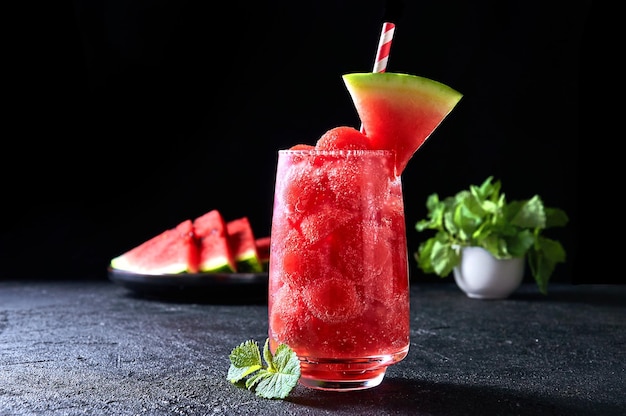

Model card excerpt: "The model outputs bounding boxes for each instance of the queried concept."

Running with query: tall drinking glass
[268,149,410,391]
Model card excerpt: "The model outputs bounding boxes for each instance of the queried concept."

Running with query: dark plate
[108,267,268,304]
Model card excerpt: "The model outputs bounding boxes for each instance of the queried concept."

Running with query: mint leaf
[227,338,300,399]
[227,339,262,383]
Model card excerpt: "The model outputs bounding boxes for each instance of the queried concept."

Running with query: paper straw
[361,21,396,133]
[372,22,395,73]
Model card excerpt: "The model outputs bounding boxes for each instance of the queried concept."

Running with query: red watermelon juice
[268,149,410,391]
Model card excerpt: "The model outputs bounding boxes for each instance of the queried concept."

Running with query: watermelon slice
[227,217,264,273]
[193,209,237,273]
[342,72,463,174]
[110,219,199,274]
[255,236,271,272]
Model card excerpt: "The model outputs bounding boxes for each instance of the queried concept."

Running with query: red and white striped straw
[361,22,396,133]
[372,22,395,73]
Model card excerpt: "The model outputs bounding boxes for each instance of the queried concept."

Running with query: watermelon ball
[301,271,362,323]
[289,143,315,150]
[282,164,334,217]
[269,284,309,348]
[315,126,372,150]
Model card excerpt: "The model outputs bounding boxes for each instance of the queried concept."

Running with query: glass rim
[278,149,395,156]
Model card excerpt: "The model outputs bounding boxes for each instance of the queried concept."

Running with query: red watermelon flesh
[193,209,237,273]
[316,126,372,150]
[110,219,199,274]
[255,236,271,272]
[227,217,264,273]
[342,72,463,174]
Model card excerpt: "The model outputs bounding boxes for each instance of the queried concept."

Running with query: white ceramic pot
[453,246,525,299]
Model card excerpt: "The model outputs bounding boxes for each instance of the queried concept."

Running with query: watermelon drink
[268,146,410,391]
[269,72,462,391]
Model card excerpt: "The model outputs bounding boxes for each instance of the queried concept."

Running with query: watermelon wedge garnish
[342,72,463,174]
[110,219,199,274]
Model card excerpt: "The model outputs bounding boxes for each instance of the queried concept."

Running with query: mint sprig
[227,338,301,399]
[414,176,569,294]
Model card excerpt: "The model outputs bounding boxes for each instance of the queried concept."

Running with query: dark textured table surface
[1,280,624,415]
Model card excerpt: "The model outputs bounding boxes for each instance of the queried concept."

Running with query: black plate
[108,267,268,304]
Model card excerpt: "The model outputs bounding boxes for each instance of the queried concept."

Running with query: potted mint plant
[413,176,569,298]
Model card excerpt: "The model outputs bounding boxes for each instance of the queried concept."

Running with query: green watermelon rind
[198,256,237,273]
[234,249,264,273]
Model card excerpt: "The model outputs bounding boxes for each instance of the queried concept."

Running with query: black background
[3,1,602,284]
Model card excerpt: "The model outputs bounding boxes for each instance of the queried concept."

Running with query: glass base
[299,368,386,391]
[297,348,409,391]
